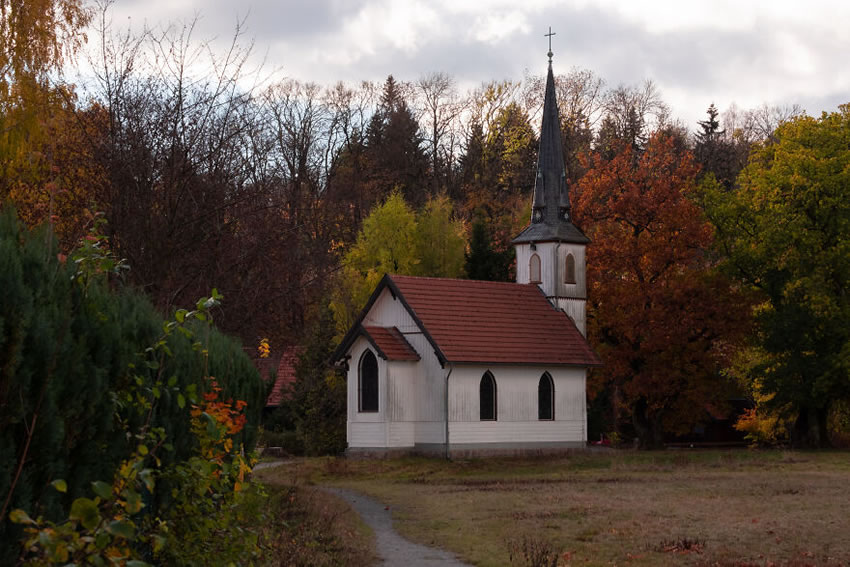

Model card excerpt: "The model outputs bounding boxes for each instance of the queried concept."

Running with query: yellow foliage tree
[330,191,465,335]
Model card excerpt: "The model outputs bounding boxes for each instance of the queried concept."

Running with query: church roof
[362,326,420,361]
[512,53,589,245]
[334,274,600,368]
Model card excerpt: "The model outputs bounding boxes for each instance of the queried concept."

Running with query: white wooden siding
[516,242,586,299]
[363,288,419,333]
[348,422,386,447]
[449,421,585,444]
[347,296,449,448]
[447,365,586,443]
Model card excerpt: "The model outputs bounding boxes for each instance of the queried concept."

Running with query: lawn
[257,450,850,566]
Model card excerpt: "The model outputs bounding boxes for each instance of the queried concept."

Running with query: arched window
[479,372,497,421]
[538,373,554,420]
[529,253,541,283]
[358,350,379,412]
[564,253,576,284]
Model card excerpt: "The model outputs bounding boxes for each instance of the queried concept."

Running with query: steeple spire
[512,36,588,245]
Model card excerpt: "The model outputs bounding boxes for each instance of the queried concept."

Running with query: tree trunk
[632,398,665,450]
[791,406,830,449]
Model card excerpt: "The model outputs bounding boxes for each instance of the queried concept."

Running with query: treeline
[2,2,848,451]
[1,4,800,351]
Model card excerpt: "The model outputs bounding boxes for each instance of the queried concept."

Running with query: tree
[0,209,263,561]
[0,0,92,213]
[414,193,465,279]
[693,103,739,190]
[330,192,466,334]
[465,215,511,281]
[365,75,428,206]
[703,105,850,448]
[289,301,346,455]
[574,133,750,448]
[416,72,465,195]
[330,191,418,334]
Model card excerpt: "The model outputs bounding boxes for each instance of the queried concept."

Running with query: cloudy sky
[105,0,850,129]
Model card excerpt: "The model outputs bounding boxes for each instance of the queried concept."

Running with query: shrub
[0,208,264,563]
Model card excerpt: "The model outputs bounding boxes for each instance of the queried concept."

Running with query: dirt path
[324,488,471,567]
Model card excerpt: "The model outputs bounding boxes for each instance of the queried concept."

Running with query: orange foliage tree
[574,134,750,448]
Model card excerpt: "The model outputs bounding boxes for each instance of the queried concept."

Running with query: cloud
[99,0,850,129]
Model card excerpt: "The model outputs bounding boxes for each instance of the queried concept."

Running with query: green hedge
[0,208,264,561]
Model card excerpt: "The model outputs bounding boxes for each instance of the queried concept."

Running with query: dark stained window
[529,253,541,283]
[564,253,576,284]
[538,373,554,420]
[480,371,497,421]
[359,350,379,412]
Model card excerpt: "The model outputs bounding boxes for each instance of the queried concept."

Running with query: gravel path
[324,487,472,567]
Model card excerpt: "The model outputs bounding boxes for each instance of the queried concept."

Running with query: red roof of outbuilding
[266,346,302,407]
[363,326,420,361]
[390,275,600,366]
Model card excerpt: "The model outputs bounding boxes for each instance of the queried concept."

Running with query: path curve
[323,487,472,567]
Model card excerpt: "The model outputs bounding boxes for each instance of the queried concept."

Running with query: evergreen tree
[0,208,263,560]
[694,103,740,189]
[465,215,511,282]
[365,75,428,206]
[289,301,346,456]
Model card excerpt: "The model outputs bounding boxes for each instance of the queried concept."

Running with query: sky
[104,0,850,130]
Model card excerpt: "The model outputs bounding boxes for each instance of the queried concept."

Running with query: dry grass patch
[253,465,376,566]
[285,451,850,566]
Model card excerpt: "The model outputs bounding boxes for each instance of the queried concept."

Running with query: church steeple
[512,44,588,245]
[512,37,590,336]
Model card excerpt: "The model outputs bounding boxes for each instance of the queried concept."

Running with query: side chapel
[332,45,601,456]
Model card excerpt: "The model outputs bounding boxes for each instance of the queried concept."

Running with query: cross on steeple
[544,27,555,63]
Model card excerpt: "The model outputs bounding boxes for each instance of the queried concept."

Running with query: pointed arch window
[564,253,576,284]
[529,253,541,283]
[358,350,379,412]
[538,373,555,420]
[479,371,497,421]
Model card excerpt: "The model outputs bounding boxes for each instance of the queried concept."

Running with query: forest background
[2,0,849,457]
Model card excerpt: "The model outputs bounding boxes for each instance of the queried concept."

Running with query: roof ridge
[390,274,539,288]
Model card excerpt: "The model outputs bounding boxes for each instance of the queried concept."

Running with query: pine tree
[289,301,346,456]
[465,216,511,282]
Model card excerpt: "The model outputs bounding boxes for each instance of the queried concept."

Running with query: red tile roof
[363,326,420,361]
[390,275,600,366]
[266,346,303,407]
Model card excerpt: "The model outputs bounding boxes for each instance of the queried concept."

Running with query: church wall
[557,298,586,337]
[347,292,449,448]
[366,287,449,442]
[447,365,586,445]
[346,337,387,447]
[515,242,586,299]
[364,287,420,333]
[554,243,586,299]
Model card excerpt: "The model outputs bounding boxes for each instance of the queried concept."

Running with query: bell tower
[512,35,590,336]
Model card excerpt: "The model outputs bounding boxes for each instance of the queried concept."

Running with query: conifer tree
[289,301,346,455]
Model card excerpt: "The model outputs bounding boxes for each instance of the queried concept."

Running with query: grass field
[258,450,850,566]
[249,474,376,566]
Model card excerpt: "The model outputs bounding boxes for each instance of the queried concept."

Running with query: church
[332,48,601,457]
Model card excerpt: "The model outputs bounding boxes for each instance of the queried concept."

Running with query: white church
[332,49,601,457]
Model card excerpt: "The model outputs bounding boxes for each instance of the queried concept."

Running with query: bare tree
[416,71,466,194]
